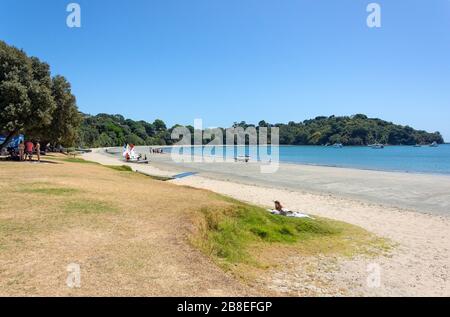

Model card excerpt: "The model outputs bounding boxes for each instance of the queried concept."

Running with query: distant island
[78,113,444,147]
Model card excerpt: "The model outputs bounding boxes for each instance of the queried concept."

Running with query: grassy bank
[0,155,388,295]
[192,195,389,273]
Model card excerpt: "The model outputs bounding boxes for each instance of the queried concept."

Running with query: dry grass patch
[0,159,250,296]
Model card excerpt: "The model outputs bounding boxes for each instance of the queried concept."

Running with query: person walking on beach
[25,140,34,161]
[18,141,25,161]
[35,141,41,162]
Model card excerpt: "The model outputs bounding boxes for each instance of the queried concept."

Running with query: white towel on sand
[268,209,313,219]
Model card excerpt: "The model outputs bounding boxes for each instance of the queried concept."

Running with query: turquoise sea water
[162,144,450,175]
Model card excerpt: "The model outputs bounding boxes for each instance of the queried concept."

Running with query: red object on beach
[25,141,33,153]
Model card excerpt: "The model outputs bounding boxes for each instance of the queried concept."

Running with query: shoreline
[103,147,450,216]
[141,144,450,177]
[83,148,450,296]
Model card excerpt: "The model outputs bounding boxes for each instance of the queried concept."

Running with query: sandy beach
[84,149,450,296]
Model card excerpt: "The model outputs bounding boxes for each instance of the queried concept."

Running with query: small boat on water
[430,142,439,147]
[332,143,343,148]
[370,144,384,149]
[414,144,422,147]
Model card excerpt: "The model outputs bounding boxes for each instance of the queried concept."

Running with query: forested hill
[275,114,444,146]
[78,113,444,147]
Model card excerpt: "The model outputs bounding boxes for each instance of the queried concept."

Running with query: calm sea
[160,144,450,175]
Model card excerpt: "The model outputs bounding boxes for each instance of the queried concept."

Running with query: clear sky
[1,0,449,140]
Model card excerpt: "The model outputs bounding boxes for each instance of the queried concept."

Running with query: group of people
[17,140,41,162]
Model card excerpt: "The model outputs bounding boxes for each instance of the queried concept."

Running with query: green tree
[0,41,55,148]
[32,75,81,146]
[153,119,167,132]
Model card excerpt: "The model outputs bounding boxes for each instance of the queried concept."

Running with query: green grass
[195,196,389,268]
[44,155,99,165]
[48,156,171,180]
[62,157,99,164]
[21,187,79,196]
[63,200,118,214]
[104,165,133,172]
[144,175,173,181]
[51,157,135,174]
[199,204,337,263]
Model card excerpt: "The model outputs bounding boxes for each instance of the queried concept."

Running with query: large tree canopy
[0,41,81,149]
[0,41,56,147]
[32,75,81,146]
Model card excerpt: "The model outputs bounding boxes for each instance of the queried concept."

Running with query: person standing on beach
[25,140,33,161]
[18,141,25,161]
[35,141,41,162]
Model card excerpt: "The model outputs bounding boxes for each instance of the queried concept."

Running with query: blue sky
[1,0,449,140]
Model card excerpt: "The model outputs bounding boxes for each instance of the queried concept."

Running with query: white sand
[84,149,450,296]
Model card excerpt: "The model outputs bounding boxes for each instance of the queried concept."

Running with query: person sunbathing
[270,201,313,219]
[273,201,291,216]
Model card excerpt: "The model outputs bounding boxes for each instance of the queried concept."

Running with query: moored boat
[430,142,439,147]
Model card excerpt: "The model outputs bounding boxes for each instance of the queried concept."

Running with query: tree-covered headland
[76,113,443,148]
